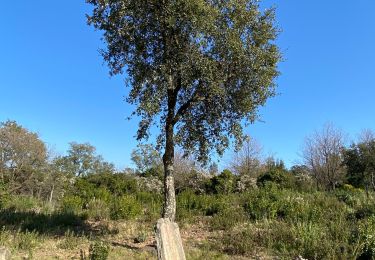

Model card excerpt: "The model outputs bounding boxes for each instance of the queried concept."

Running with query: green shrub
[89,241,109,260]
[243,185,280,220]
[86,199,110,221]
[353,216,375,259]
[209,169,235,194]
[84,173,139,196]
[136,192,162,220]
[61,195,83,214]
[110,195,142,220]
[3,195,40,212]
[134,230,148,243]
[58,230,83,250]
[15,229,40,251]
[176,192,232,222]
[211,205,247,230]
[257,169,294,189]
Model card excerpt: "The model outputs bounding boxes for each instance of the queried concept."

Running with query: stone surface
[155,218,186,260]
[0,247,11,260]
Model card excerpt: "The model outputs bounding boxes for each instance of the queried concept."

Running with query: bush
[176,191,232,222]
[110,195,142,220]
[257,169,294,189]
[3,195,40,212]
[89,241,109,260]
[353,216,375,259]
[15,229,41,251]
[58,230,83,250]
[86,199,110,221]
[61,195,83,214]
[208,169,235,194]
[211,205,247,230]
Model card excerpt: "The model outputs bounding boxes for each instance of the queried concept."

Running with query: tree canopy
[87,0,281,162]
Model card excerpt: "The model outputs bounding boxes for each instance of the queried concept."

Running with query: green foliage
[61,195,83,214]
[87,0,281,162]
[110,195,142,220]
[15,229,41,251]
[77,173,139,198]
[58,230,83,250]
[134,231,148,243]
[131,144,162,174]
[0,120,47,195]
[55,142,115,177]
[257,160,294,188]
[210,205,247,230]
[344,139,375,190]
[177,191,230,219]
[209,169,235,194]
[3,195,40,212]
[89,241,110,260]
[353,216,375,259]
[86,199,110,221]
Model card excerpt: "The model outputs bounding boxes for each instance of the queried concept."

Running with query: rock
[0,247,11,260]
[155,218,186,260]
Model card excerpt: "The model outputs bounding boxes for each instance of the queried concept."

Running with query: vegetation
[87,0,281,221]
[1,120,375,258]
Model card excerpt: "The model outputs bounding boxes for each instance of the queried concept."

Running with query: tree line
[1,120,374,203]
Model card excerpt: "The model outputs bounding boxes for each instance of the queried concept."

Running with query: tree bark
[162,74,177,221]
[162,136,176,221]
[49,184,55,204]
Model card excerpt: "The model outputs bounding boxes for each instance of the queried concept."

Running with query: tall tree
[88,0,281,220]
[302,124,346,191]
[0,120,47,194]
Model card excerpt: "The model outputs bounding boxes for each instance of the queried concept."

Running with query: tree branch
[172,81,204,125]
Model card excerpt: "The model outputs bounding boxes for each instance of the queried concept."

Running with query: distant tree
[231,137,263,176]
[302,124,346,191]
[257,157,293,188]
[208,162,219,175]
[56,142,115,177]
[88,0,281,220]
[130,144,162,174]
[344,131,375,191]
[0,120,47,194]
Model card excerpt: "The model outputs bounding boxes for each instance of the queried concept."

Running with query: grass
[0,186,374,259]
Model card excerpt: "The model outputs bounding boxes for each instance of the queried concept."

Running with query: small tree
[231,137,263,176]
[344,130,375,192]
[88,0,281,220]
[302,124,346,191]
[55,142,115,177]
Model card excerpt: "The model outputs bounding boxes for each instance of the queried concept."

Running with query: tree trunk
[49,184,55,204]
[162,70,177,221]
[163,120,176,222]
[162,116,176,221]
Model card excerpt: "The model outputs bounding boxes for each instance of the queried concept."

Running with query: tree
[131,144,162,174]
[56,142,115,177]
[344,130,375,191]
[0,120,47,194]
[230,137,263,176]
[302,124,346,191]
[88,0,281,220]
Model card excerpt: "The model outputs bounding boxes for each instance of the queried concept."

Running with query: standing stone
[155,218,186,260]
[0,247,11,260]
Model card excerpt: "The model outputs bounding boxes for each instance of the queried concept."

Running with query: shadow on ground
[0,209,89,236]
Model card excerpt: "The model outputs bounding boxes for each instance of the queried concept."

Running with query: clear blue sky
[1,1,374,169]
